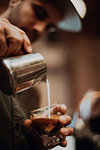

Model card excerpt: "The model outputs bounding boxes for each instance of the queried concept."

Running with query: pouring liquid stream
[46,78,51,118]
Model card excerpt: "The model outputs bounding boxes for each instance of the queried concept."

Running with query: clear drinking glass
[29,104,65,148]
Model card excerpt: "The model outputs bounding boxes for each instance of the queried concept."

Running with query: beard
[8,2,23,27]
[20,27,40,42]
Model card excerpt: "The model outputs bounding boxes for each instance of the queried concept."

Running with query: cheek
[20,5,35,26]
[21,14,36,28]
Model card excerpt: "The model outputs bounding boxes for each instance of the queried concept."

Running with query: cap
[57,0,87,32]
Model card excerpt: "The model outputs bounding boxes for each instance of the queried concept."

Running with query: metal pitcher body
[0,53,47,95]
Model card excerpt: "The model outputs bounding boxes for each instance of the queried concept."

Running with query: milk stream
[46,78,51,118]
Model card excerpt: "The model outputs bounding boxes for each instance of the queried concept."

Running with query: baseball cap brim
[57,0,82,32]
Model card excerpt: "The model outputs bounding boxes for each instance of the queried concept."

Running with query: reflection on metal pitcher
[0,53,47,95]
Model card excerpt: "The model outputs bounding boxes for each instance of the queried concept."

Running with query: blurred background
[0,0,100,149]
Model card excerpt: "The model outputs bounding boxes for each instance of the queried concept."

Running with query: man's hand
[77,91,100,121]
[24,104,73,149]
[0,18,32,57]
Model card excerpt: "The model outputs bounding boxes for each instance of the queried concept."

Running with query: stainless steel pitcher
[0,53,47,95]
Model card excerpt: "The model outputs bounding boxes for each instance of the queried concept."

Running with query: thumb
[24,119,32,130]
[24,119,39,137]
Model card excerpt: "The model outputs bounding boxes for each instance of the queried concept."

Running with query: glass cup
[29,104,65,148]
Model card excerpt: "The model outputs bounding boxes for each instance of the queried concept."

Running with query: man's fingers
[0,18,32,57]
[58,127,73,147]
[0,27,8,57]
[60,140,67,147]
[60,127,74,136]
[6,39,22,56]
[59,115,72,126]
[59,104,67,114]
[24,119,39,137]
[39,104,67,118]
[5,24,24,56]
[50,104,67,115]
[19,30,32,53]
[0,18,10,24]
[24,119,45,149]
[13,26,32,53]
[24,119,32,130]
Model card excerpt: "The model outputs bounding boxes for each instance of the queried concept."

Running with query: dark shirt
[0,90,42,150]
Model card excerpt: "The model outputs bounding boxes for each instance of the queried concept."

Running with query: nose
[33,22,47,33]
